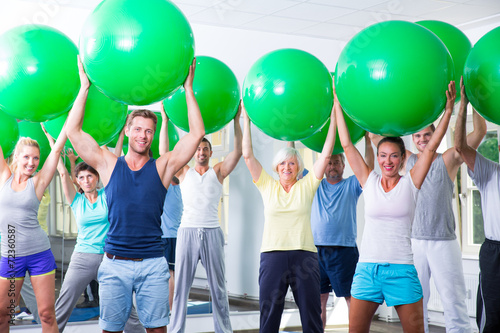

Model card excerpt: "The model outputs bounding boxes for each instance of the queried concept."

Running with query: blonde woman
[0,126,67,333]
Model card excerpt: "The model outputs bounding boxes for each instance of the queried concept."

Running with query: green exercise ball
[301,112,365,154]
[0,110,20,158]
[163,56,240,134]
[123,112,179,158]
[0,25,79,122]
[417,20,472,102]
[17,121,50,170]
[44,84,128,147]
[106,130,128,150]
[243,48,332,141]
[80,0,195,105]
[335,21,454,136]
[464,26,500,125]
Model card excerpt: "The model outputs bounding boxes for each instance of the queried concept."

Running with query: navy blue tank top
[104,156,167,258]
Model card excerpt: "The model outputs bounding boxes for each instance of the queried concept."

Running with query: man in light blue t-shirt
[311,135,373,330]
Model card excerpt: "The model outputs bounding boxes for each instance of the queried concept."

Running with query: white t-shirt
[359,171,419,265]
[179,167,222,228]
[467,153,500,241]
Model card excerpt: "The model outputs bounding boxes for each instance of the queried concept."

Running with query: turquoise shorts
[351,262,422,307]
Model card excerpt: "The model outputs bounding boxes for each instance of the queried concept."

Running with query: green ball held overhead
[44,84,128,147]
[79,0,195,105]
[335,21,454,137]
[163,56,240,134]
[17,121,50,170]
[301,112,365,154]
[0,110,20,158]
[0,25,79,122]
[464,26,500,125]
[243,48,333,141]
[416,20,472,102]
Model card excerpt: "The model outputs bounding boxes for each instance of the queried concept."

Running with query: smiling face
[377,142,404,178]
[76,170,99,193]
[126,116,155,155]
[412,126,434,153]
[194,141,212,166]
[16,146,40,177]
[277,156,299,182]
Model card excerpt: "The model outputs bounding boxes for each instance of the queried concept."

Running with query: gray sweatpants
[55,251,145,333]
[169,227,232,333]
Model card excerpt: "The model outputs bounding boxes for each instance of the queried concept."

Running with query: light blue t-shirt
[71,188,109,254]
[161,184,183,238]
[311,176,362,247]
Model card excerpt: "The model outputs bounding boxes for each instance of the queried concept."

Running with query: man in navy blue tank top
[66,58,205,333]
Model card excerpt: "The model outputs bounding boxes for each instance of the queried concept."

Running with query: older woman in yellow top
[242,104,336,333]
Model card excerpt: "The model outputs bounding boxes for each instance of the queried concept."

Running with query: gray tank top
[0,175,50,257]
[406,154,456,240]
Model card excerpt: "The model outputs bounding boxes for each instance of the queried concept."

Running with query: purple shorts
[0,249,57,278]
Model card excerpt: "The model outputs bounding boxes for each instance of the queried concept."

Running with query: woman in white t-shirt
[335,81,455,333]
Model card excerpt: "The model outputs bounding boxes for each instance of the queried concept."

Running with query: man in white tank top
[169,107,242,333]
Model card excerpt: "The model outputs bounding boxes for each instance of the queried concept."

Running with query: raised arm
[41,125,77,203]
[34,121,68,199]
[66,57,116,184]
[364,133,375,170]
[0,142,11,186]
[313,105,336,179]
[215,102,242,182]
[242,103,262,182]
[159,59,205,184]
[335,94,371,186]
[455,77,477,172]
[467,108,487,149]
[159,103,169,156]
[113,125,126,158]
[411,81,455,188]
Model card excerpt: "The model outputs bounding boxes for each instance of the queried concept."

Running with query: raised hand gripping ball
[163,56,240,134]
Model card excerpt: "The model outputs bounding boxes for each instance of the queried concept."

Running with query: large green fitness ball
[122,112,179,158]
[18,121,50,170]
[80,0,195,106]
[0,25,79,122]
[0,110,19,158]
[464,26,500,125]
[335,21,454,136]
[163,56,240,134]
[417,20,472,103]
[44,84,128,147]
[301,111,365,154]
[242,48,332,141]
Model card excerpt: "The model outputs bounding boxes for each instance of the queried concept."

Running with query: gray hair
[272,147,305,178]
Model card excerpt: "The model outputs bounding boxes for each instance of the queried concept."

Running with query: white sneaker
[15,312,34,321]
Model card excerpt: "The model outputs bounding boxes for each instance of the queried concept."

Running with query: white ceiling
[59,0,500,41]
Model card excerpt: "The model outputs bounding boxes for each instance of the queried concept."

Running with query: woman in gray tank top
[0,126,68,333]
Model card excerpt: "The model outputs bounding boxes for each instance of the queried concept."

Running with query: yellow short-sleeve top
[254,169,321,253]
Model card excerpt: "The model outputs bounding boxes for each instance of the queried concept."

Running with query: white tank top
[359,171,419,265]
[179,167,222,228]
